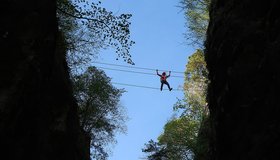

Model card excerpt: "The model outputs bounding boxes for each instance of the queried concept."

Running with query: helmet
[162,72,166,75]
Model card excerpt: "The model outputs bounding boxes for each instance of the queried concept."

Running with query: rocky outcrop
[0,0,88,160]
[205,0,280,159]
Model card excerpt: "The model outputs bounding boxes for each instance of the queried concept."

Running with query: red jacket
[157,72,170,81]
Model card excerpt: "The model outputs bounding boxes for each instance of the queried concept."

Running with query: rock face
[0,0,88,160]
[205,0,280,159]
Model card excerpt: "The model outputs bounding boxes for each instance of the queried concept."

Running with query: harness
[161,75,167,81]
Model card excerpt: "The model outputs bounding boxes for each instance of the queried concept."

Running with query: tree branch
[57,7,116,38]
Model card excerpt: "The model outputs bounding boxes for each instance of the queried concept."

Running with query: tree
[143,2,211,159]
[56,1,133,159]
[181,49,208,119]
[72,67,127,159]
[142,140,169,160]
[173,49,209,159]
[180,0,210,47]
[57,0,135,70]
[158,116,199,160]
[142,117,200,160]
[174,49,208,122]
[143,50,209,160]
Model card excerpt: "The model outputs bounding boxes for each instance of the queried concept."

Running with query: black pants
[160,80,171,91]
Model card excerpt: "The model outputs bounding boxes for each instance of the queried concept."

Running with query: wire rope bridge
[92,61,185,91]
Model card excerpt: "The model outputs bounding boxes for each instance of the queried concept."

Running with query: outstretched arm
[167,71,171,78]
[156,69,161,76]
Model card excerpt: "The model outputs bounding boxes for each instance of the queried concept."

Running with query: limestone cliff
[0,0,88,159]
[206,0,280,159]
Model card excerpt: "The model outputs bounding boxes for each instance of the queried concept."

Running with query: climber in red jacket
[156,69,173,91]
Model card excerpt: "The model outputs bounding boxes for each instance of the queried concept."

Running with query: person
[156,69,173,91]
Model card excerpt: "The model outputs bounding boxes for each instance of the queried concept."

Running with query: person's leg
[160,82,164,91]
[164,81,172,91]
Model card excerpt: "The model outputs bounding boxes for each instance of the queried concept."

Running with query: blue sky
[94,0,195,159]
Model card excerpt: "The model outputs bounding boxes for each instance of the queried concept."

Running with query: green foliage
[143,117,199,160]
[185,49,208,82]
[182,49,208,120]
[57,0,135,70]
[56,1,132,159]
[180,0,210,46]
[167,50,208,159]
[158,116,199,160]
[173,49,208,121]
[72,66,127,159]
[143,1,211,159]
[143,50,209,160]
[142,140,169,160]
